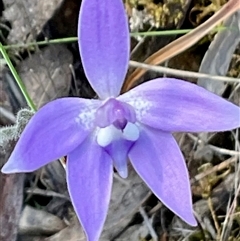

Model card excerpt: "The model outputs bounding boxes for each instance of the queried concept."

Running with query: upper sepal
[79,0,130,99]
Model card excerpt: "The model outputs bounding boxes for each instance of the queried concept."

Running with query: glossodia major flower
[2,0,240,240]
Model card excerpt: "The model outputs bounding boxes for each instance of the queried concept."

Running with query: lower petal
[129,126,197,226]
[67,135,113,241]
[105,139,133,178]
[2,98,100,173]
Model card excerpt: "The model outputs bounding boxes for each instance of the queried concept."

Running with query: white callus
[122,122,139,141]
[97,122,139,147]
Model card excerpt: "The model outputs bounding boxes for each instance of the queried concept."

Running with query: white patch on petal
[75,107,96,129]
[97,125,122,147]
[126,97,151,121]
[123,122,139,141]
[97,123,140,147]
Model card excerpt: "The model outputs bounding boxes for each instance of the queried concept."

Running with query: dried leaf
[198,11,240,95]
[3,0,63,44]
[17,44,72,108]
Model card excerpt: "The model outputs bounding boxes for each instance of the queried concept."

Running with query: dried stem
[208,196,221,239]
[129,61,240,84]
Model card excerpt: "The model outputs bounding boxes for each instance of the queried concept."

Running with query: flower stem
[0,42,36,111]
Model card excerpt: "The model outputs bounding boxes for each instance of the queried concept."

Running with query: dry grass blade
[122,0,240,91]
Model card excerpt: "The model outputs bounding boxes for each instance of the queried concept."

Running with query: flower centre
[95,98,139,147]
[95,98,139,178]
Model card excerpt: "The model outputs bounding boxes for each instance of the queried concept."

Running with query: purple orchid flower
[2,0,240,240]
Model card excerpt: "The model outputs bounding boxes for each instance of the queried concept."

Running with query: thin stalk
[0,42,36,111]
[2,27,228,50]
[3,37,78,50]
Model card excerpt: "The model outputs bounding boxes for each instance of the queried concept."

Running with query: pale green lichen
[15,108,34,137]
[0,108,34,151]
[0,126,17,148]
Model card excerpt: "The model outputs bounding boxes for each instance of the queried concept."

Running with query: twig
[187,133,240,156]
[129,61,240,84]
[208,196,221,239]
[25,187,70,200]
[220,183,240,241]
[208,145,240,156]
[148,202,162,216]
[139,206,158,241]
[130,26,153,57]
[191,156,237,184]
[220,129,240,239]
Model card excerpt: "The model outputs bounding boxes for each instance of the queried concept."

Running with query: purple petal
[67,135,113,241]
[129,125,197,226]
[79,0,129,99]
[105,139,133,178]
[2,98,101,173]
[119,78,240,132]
